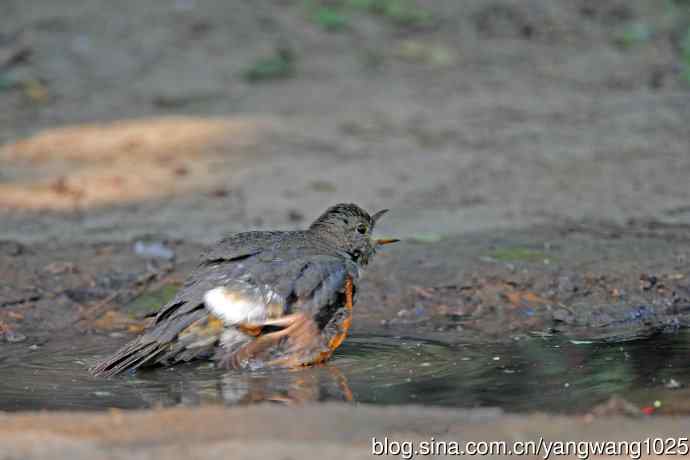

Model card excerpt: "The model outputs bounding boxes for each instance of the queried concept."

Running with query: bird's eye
[356,223,368,234]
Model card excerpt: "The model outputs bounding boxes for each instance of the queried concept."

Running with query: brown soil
[1,404,689,459]
[1,0,689,243]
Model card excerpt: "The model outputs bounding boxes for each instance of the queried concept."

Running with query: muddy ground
[2,404,690,460]
[1,0,689,242]
[2,225,690,348]
[1,0,690,457]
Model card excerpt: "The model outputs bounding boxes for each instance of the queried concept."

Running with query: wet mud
[0,224,689,415]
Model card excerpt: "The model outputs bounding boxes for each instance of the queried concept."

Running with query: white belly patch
[203,282,282,325]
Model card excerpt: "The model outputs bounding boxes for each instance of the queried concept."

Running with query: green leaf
[0,74,19,91]
[409,232,443,243]
[381,0,432,26]
[313,7,350,31]
[486,247,547,262]
[347,0,373,10]
[616,22,652,48]
[243,48,296,83]
[124,285,179,318]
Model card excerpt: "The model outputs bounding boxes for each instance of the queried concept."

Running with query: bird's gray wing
[202,254,359,328]
[151,233,278,325]
[288,255,359,322]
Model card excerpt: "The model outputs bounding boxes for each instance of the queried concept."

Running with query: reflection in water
[220,366,353,405]
[123,364,355,407]
[1,332,690,412]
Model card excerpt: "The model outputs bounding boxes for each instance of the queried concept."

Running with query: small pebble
[287,209,304,222]
[209,188,229,198]
[174,0,195,11]
[133,241,175,260]
[665,378,682,389]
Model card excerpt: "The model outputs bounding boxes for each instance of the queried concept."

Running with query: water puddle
[1,331,688,412]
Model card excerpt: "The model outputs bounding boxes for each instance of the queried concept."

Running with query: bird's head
[309,203,399,266]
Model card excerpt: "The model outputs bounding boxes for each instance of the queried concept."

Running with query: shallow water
[1,331,688,412]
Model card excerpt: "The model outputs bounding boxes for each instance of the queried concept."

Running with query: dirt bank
[2,403,690,459]
[1,0,689,244]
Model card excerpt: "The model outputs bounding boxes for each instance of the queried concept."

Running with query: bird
[91,203,398,377]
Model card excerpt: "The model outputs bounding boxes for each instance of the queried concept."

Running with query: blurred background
[2,0,690,426]
[1,0,689,244]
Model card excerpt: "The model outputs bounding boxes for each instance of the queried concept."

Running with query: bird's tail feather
[90,338,166,377]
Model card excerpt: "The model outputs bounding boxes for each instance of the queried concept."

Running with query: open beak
[371,210,399,245]
[371,209,389,223]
